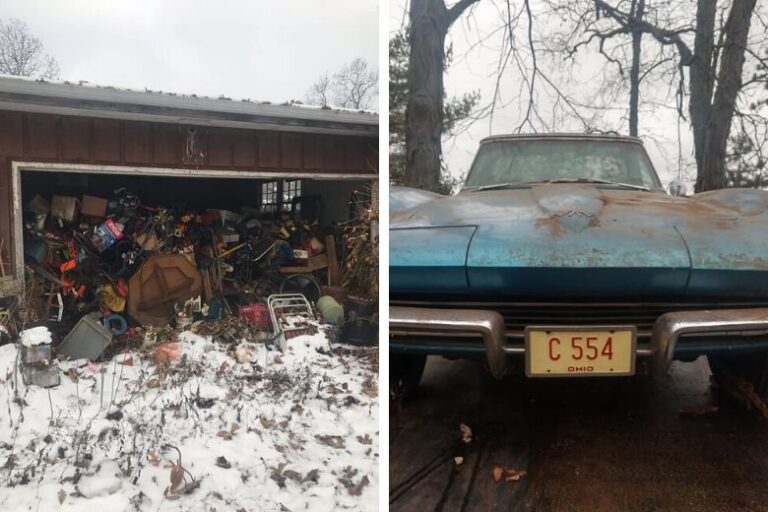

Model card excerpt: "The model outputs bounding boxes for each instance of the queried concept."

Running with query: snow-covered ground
[0,324,379,511]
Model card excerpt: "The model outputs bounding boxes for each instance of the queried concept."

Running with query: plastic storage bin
[238,303,271,329]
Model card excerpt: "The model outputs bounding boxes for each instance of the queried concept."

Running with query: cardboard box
[81,195,108,218]
[51,196,78,222]
[27,195,50,215]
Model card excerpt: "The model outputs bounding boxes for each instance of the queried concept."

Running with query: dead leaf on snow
[356,434,372,445]
[67,368,79,383]
[315,435,345,449]
[282,469,302,482]
[361,377,377,398]
[217,430,232,440]
[491,465,504,482]
[146,378,161,388]
[302,469,319,483]
[169,463,184,492]
[57,489,65,504]
[147,449,160,466]
[215,362,229,379]
[460,423,473,444]
[347,475,369,496]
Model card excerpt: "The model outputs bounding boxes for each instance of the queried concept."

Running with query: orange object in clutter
[153,343,180,364]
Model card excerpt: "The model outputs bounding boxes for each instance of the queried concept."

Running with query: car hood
[390,184,768,299]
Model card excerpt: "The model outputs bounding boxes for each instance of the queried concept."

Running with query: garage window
[261,181,279,213]
[261,179,302,213]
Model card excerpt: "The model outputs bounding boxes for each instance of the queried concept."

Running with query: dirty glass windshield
[465,139,661,189]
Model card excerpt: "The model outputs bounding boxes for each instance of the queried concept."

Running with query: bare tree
[306,73,332,108]
[0,18,60,79]
[332,58,378,110]
[306,58,378,110]
[404,0,481,191]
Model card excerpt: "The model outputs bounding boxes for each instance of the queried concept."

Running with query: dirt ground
[390,356,768,512]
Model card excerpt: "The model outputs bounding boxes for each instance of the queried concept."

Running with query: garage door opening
[10,163,372,345]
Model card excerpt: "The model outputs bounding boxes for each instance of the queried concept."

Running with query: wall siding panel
[26,114,58,159]
[0,112,23,157]
[61,117,91,161]
[93,119,122,162]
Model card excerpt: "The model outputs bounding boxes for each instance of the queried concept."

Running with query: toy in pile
[17,188,334,368]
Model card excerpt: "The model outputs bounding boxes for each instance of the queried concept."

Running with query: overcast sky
[391,1,698,188]
[2,0,378,105]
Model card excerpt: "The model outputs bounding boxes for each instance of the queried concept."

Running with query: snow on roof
[0,74,377,137]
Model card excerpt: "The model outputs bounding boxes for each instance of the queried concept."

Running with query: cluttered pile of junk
[3,187,378,386]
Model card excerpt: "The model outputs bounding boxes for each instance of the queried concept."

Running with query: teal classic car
[390,134,768,396]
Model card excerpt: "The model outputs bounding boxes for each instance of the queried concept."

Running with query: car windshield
[464,139,662,190]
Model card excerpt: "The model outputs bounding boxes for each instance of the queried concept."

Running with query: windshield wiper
[465,178,652,192]
[541,178,652,191]
[465,181,541,192]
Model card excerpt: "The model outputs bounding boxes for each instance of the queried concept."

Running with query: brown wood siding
[0,110,377,284]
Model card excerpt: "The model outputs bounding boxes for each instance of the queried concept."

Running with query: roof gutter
[0,77,377,137]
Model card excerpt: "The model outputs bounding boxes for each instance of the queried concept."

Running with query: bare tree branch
[0,18,60,79]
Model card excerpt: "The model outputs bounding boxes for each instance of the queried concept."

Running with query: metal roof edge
[0,75,378,136]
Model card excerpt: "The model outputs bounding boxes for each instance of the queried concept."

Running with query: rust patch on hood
[534,217,566,237]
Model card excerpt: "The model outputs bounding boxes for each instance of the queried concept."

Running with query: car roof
[480,133,643,145]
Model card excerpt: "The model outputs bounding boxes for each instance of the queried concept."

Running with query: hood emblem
[558,208,596,218]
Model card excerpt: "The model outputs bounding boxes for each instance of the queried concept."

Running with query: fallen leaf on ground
[454,456,464,466]
[492,465,504,482]
[505,469,527,481]
[460,423,473,444]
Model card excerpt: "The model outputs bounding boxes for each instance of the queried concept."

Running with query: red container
[238,303,271,329]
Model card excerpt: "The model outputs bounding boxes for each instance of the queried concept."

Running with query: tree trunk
[695,0,756,192]
[689,0,717,189]
[628,0,645,137]
[404,0,449,191]
[404,0,479,191]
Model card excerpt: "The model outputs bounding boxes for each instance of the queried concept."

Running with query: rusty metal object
[390,306,508,379]
[127,254,202,326]
[652,308,768,373]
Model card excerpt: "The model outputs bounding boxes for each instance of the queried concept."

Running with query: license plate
[525,326,636,377]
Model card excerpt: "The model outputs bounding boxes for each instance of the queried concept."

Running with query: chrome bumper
[390,306,768,379]
[389,306,508,378]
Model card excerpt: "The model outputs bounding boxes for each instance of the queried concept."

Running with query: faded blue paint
[390,183,768,300]
[389,225,476,293]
